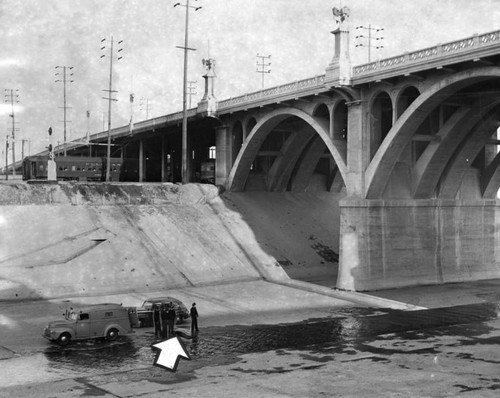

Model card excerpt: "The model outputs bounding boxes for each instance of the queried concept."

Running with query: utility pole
[174,0,202,184]
[140,97,151,120]
[86,109,92,156]
[355,25,384,62]
[100,36,123,182]
[21,138,28,161]
[129,93,134,135]
[5,135,9,180]
[187,80,197,108]
[256,54,271,89]
[55,66,74,156]
[4,89,19,176]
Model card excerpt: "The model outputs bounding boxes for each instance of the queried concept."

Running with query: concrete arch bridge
[63,28,500,291]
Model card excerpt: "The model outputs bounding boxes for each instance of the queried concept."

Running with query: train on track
[22,155,138,182]
[200,159,215,184]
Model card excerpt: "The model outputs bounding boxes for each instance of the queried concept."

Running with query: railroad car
[23,156,138,182]
[200,159,215,184]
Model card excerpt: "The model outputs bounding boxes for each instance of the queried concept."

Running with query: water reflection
[44,337,151,373]
[43,302,498,375]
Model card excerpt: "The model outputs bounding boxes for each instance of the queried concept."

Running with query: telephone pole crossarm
[355,25,384,62]
[55,66,74,156]
[256,54,271,89]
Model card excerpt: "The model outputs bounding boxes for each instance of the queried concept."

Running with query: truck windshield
[64,308,78,320]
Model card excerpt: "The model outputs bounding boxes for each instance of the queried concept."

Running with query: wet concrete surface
[1,289,500,397]
[40,302,499,380]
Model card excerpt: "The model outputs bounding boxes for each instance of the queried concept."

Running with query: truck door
[75,313,91,338]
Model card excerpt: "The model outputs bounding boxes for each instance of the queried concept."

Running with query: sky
[1,0,500,163]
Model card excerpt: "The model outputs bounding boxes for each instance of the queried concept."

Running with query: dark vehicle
[134,297,189,327]
[43,303,134,346]
[200,159,215,184]
[23,155,138,182]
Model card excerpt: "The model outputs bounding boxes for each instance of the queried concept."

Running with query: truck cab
[43,303,133,346]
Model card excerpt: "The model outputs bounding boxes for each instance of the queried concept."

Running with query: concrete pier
[338,198,500,291]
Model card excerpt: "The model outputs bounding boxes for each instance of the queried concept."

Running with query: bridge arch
[396,85,420,118]
[482,145,500,198]
[245,117,257,140]
[369,90,394,160]
[232,120,244,166]
[365,66,500,199]
[227,107,347,192]
[332,99,348,140]
[312,102,330,123]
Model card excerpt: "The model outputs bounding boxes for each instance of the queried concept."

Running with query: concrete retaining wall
[338,199,500,291]
[0,183,289,301]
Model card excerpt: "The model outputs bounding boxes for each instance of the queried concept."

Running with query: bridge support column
[139,139,144,183]
[346,101,368,196]
[161,135,165,182]
[215,125,231,187]
[337,198,500,291]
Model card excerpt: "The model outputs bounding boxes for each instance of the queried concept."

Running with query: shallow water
[42,302,499,375]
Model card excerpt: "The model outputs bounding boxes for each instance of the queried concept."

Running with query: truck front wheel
[58,332,71,346]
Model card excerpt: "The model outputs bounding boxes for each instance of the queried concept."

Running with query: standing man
[153,304,162,338]
[160,304,169,339]
[190,302,199,334]
[166,302,177,338]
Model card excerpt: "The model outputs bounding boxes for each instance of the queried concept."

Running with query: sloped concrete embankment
[0,183,288,301]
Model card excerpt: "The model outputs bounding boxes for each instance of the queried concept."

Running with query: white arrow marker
[152,336,191,372]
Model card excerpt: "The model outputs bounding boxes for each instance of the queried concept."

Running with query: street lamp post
[174,0,202,184]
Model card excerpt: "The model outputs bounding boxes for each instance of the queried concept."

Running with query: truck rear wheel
[106,328,118,341]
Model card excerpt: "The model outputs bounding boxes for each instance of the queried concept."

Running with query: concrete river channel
[42,303,499,378]
[1,299,500,396]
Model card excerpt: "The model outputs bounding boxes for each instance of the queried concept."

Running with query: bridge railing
[90,108,199,142]
[84,30,500,147]
[353,29,500,76]
[218,75,326,110]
